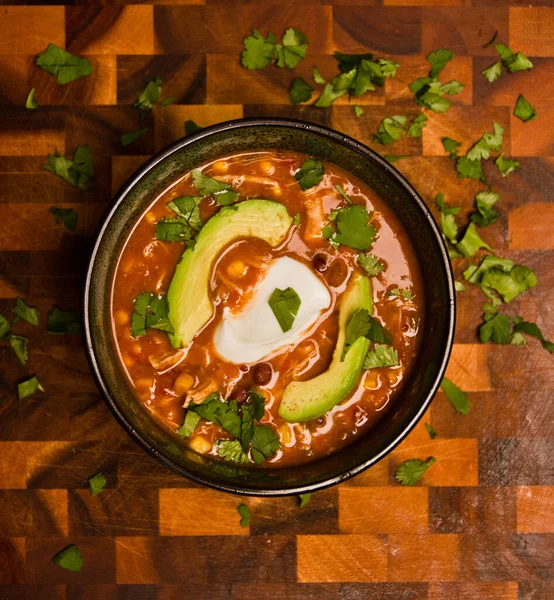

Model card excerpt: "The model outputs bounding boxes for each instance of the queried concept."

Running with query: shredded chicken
[183,378,218,408]
[215,174,282,193]
[148,349,186,371]
[304,195,327,243]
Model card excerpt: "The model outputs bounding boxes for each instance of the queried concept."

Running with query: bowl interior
[85,119,455,495]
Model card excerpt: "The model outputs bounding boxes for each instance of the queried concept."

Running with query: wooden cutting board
[0,2,553,599]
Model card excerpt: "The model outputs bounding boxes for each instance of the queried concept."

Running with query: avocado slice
[167,199,293,348]
[279,274,372,422]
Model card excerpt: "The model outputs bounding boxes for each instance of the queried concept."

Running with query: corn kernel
[130,343,142,356]
[122,354,134,369]
[226,260,247,278]
[135,377,154,391]
[279,424,292,445]
[213,161,228,173]
[145,211,157,224]
[189,435,212,454]
[364,371,381,390]
[260,160,275,175]
[174,372,195,395]
[114,310,129,326]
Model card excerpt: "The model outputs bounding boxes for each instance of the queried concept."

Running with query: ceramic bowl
[84,118,455,496]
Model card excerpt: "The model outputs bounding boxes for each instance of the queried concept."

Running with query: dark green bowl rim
[83,117,455,496]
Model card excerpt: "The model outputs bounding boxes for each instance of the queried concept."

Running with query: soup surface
[111,150,424,467]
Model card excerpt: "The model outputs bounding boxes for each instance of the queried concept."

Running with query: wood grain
[0,1,553,598]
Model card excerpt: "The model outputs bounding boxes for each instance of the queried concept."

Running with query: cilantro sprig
[131,292,174,337]
[42,145,95,192]
[241,28,309,70]
[185,391,280,464]
[191,169,239,206]
[409,49,464,114]
[482,42,533,83]
[323,204,376,251]
[440,377,470,414]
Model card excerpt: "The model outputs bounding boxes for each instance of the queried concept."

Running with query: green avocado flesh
[167,199,293,348]
[278,274,372,422]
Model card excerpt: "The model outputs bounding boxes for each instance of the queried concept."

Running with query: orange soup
[111,150,424,467]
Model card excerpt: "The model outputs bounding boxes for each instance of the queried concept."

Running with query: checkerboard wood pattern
[0,2,553,599]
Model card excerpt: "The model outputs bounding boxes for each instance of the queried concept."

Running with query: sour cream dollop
[214,256,331,364]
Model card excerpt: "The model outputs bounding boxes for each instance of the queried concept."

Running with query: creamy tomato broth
[111,150,424,467]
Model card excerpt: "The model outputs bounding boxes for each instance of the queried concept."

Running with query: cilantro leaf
[512,317,554,354]
[357,253,384,276]
[36,44,92,84]
[43,145,94,192]
[378,58,399,78]
[329,205,376,251]
[131,293,174,337]
[0,314,10,339]
[121,127,149,147]
[191,169,239,205]
[374,115,408,145]
[26,88,39,110]
[407,114,428,138]
[482,61,503,83]
[428,49,455,78]
[388,287,415,301]
[167,196,203,230]
[289,77,313,105]
[479,311,511,344]
[268,287,301,332]
[442,137,461,157]
[353,105,364,118]
[293,214,301,226]
[53,545,83,572]
[384,155,407,163]
[295,158,324,191]
[47,307,81,335]
[364,344,399,369]
[10,335,28,365]
[177,411,201,438]
[276,29,309,69]
[155,217,193,244]
[133,78,162,110]
[241,29,277,70]
[395,457,436,486]
[189,395,242,440]
[425,423,437,439]
[495,153,519,177]
[334,185,352,205]
[511,331,527,346]
[456,223,492,258]
[185,120,203,135]
[481,264,537,303]
[49,206,78,231]
[313,66,326,84]
[237,503,251,526]
[216,440,250,464]
[456,156,484,182]
[18,376,44,400]
[495,43,533,73]
[466,122,504,162]
[441,213,458,245]
[299,493,312,507]
[250,424,280,464]
[440,377,470,414]
[435,193,461,216]
[343,308,391,359]
[440,80,464,95]
[12,298,39,326]
[88,472,107,496]
[471,190,499,228]
[514,94,537,122]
